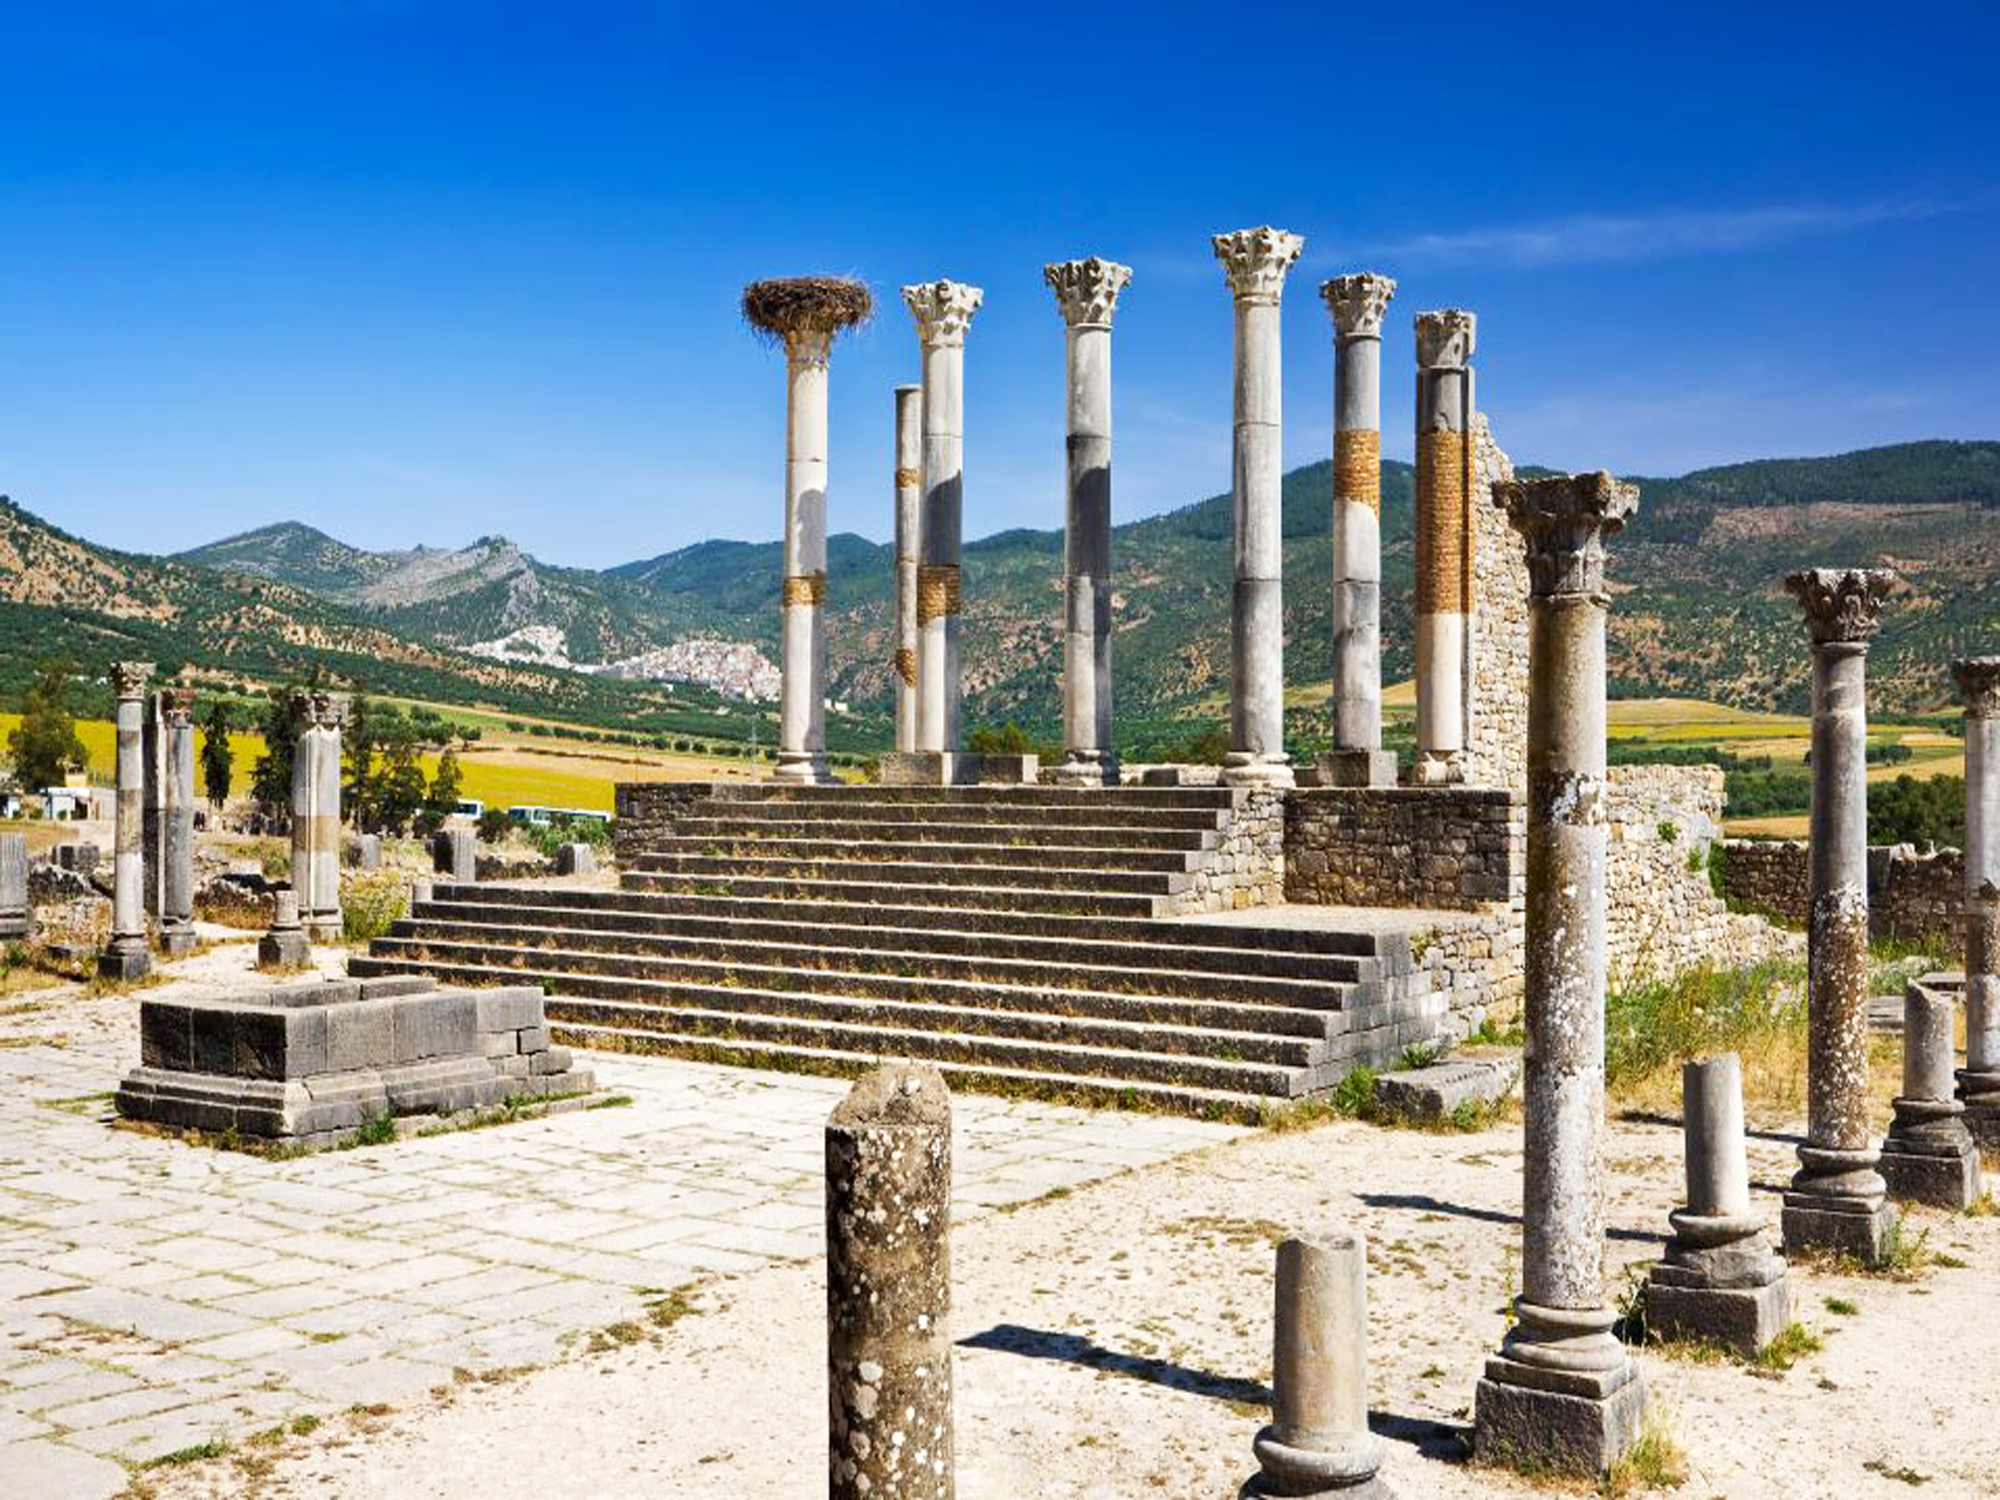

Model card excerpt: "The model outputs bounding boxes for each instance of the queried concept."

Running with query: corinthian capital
[110,662,154,699]
[1415,309,1476,368]
[784,328,832,368]
[311,691,350,731]
[1320,273,1397,339]
[1953,656,2000,718]
[1785,568,1895,645]
[1044,257,1132,328]
[1494,471,1638,599]
[160,686,196,726]
[902,280,984,347]
[1212,226,1303,303]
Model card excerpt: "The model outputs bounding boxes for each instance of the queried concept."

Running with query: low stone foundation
[1168,788,1285,914]
[1721,837,1964,951]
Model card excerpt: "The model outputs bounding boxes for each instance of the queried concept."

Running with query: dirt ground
[133,1100,2000,1500]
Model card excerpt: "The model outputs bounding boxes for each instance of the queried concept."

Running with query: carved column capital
[1495,471,1638,599]
[784,328,832,368]
[311,692,350,731]
[159,686,196,727]
[902,280,984,347]
[1212,226,1303,303]
[1321,272,1397,339]
[1953,656,2000,718]
[1415,309,1476,368]
[1785,568,1895,645]
[1044,257,1132,328]
[110,662,154,700]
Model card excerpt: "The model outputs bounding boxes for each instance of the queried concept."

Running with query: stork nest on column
[741,277,873,343]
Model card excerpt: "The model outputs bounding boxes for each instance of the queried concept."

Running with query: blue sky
[1,2,1994,567]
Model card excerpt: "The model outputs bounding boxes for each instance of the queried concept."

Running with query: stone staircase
[352,784,1443,1120]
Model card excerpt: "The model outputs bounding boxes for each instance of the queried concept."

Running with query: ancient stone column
[894,384,923,754]
[742,279,871,785]
[1880,978,1983,1208]
[826,1064,953,1500]
[0,832,27,942]
[433,828,476,882]
[1781,567,1898,1263]
[1213,226,1303,789]
[1644,1054,1790,1355]
[157,688,197,957]
[258,887,309,969]
[1318,273,1399,788]
[1045,256,1132,788]
[903,279,984,767]
[1474,473,1642,1475]
[1249,1232,1389,1498]
[1412,311,1476,786]
[1953,655,2000,1145]
[100,661,154,980]
[289,693,347,944]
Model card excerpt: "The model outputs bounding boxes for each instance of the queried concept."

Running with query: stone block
[554,843,597,876]
[188,1003,238,1076]
[976,754,1038,785]
[433,829,477,881]
[516,1025,551,1053]
[1880,1143,1982,1210]
[1643,1271,1790,1356]
[475,988,544,1033]
[480,1030,519,1058]
[530,1045,572,1075]
[389,991,477,1062]
[1781,1195,1898,1264]
[324,1002,395,1073]
[257,929,310,969]
[140,1002,193,1073]
[879,751,981,787]
[98,943,152,981]
[359,975,437,1000]
[347,833,382,871]
[233,1004,329,1080]
[1315,748,1399,788]
[1372,1048,1521,1120]
[267,979,360,1009]
[1474,1365,1644,1477]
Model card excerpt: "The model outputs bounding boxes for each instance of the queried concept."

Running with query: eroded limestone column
[894,385,923,754]
[1644,1054,1790,1355]
[826,1064,953,1500]
[904,280,983,763]
[1319,273,1398,788]
[1880,978,1982,1208]
[100,661,154,980]
[1781,567,1898,1263]
[158,688,197,957]
[290,693,346,946]
[1952,655,2000,1144]
[1413,311,1476,786]
[1214,226,1302,788]
[1474,473,1642,1476]
[0,832,28,942]
[1046,256,1131,788]
[1249,1232,1389,1498]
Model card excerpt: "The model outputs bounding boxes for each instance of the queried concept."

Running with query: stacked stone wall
[1464,417,1528,794]
[1168,788,1285,914]
[1720,837,1965,951]
[612,783,718,864]
[1285,787,1519,911]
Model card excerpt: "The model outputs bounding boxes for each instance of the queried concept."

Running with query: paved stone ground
[0,945,1240,1498]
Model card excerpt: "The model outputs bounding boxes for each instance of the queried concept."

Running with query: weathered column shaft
[826,1065,953,1500]
[1414,312,1476,783]
[778,329,833,782]
[0,832,28,941]
[290,707,319,929]
[894,385,923,755]
[1214,227,1302,788]
[1883,974,1982,1207]
[1956,658,2000,1080]
[1046,258,1130,787]
[1683,1053,1753,1219]
[314,707,342,930]
[1325,274,1396,762]
[102,662,153,979]
[159,691,196,954]
[1251,1232,1387,1496]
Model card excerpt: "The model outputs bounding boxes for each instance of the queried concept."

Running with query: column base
[302,918,344,946]
[1781,1191,1898,1263]
[0,914,28,942]
[1223,753,1294,790]
[1473,1356,1643,1477]
[1054,754,1115,789]
[1243,1425,1391,1498]
[258,930,311,969]
[769,752,832,785]
[879,752,981,787]
[1411,750,1465,787]
[1315,749,1399,788]
[157,923,198,958]
[1880,1139,1983,1210]
[1644,1265,1790,1356]
[1956,1069,2000,1149]
[98,939,152,982]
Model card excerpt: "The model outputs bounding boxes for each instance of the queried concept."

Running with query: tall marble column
[1319,272,1399,788]
[290,692,347,946]
[1953,656,2000,1145]
[894,385,923,754]
[903,280,983,761]
[1781,567,1899,1263]
[1045,256,1131,788]
[157,688,197,957]
[1475,472,1643,1476]
[1413,311,1476,786]
[100,661,154,981]
[1213,226,1303,789]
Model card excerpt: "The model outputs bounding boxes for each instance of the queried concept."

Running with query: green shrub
[1604,962,1803,1092]
[341,872,408,945]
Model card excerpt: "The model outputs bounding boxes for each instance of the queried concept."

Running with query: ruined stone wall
[612,782,718,863]
[1168,788,1285,914]
[1720,836,1965,951]
[1284,787,1519,911]
[1463,417,1528,794]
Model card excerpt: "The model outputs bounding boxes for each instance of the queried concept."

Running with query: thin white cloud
[1318,198,1960,270]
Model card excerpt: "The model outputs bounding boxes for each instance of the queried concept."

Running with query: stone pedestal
[1645,1054,1790,1354]
[158,690,197,956]
[554,842,597,877]
[826,1065,953,1500]
[1881,978,1982,1208]
[433,829,476,882]
[0,833,28,942]
[1046,257,1130,790]
[348,833,382,871]
[1951,657,2000,1145]
[1246,1232,1390,1498]
[1315,749,1400,789]
[903,280,983,758]
[1412,311,1475,787]
[894,385,923,755]
[259,889,310,970]
[100,662,154,982]
[1474,473,1642,1476]
[1214,227,1302,790]
[1782,568,1898,1264]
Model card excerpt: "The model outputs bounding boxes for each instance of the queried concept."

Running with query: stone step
[619,869,1174,912]
[408,897,1376,985]
[675,802,1230,831]
[347,951,1308,1098]
[633,837,1203,875]
[385,916,1370,1009]
[668,816,1223,851]
[714,785,1237,809]
[632,853,1185,894]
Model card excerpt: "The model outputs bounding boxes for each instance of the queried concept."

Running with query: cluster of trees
[339,695,476,836]
[5,658,88,790]
[1869,774,1965,849]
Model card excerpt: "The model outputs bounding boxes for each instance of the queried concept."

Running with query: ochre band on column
[916,564,961,624]
[782,572,827,606]
[1415,428,1470,614]
[1333,429,1381,512]
[894,649,918,686]
[894,467,921,489]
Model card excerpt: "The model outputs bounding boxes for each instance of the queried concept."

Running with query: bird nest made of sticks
[741,277,874,343]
